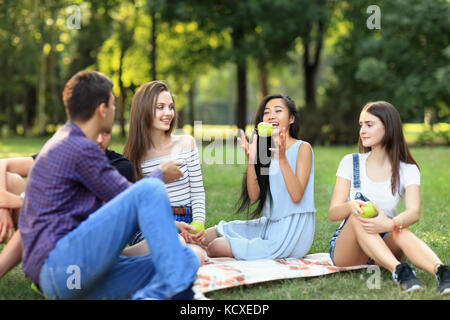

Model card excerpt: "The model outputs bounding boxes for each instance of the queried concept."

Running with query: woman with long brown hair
[122,80,206,262]
[328,101,449,294]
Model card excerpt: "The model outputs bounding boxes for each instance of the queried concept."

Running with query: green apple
[30,283,40,293]
[257,122,273,138]
[189,220,205,234]
[361,202,377,218]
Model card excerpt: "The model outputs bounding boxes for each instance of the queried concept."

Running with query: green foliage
[0,0,448,145]
[417,129,450,146]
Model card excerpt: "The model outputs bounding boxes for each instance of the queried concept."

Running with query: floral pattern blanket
[193,253,368,295]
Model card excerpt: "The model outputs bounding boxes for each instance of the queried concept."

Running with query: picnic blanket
[193,252,369,296]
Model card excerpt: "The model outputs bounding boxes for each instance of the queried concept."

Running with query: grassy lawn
[0,135,448,300]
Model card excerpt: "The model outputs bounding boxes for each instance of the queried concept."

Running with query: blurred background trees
[0,0,448,144]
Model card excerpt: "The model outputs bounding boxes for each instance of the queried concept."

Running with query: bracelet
[392,218,399,232]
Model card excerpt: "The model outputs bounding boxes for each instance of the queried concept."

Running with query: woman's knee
[390,228,413,246]
[6,172,26,195]
[203,227,219,246]
[206,238,232,258]
[347,213,366,233]
[187,244,207,264]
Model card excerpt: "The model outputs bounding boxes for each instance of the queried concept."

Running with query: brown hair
[358,101,419,195]
[62,70,113,122]
[123,80,176,180]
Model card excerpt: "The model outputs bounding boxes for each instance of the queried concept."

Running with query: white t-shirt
[336,152,420,218]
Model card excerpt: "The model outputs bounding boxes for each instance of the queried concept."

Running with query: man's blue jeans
[38,178,200,299]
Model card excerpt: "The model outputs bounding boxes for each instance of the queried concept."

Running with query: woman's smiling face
[262,98,294,135]
[151,90,175,132]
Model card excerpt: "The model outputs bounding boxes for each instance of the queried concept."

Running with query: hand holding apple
[189,220,205,234]
[360,201,377,218]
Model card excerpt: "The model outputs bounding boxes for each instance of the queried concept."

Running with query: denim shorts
[328,217,389,266]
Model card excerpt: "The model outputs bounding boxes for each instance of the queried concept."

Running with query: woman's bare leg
[122,235,208,264]
[0,172,27,279]
[333,214,400,272]
[186,244,208,265]
[6,172,26,196]
[387,228,442,274]
[202,227,220,246]
[206,237,234,258]
[0,231,22,279]
[121,240,150,257]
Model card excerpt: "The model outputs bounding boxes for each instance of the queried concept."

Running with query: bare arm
[237,130,260,202]
[278,142,312,203]
[246,163,260,202]
[393,184,420,228]
[328,176,366,222]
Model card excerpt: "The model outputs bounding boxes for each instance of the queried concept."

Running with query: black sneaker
[435,264,450,295]
[392,262,423,292]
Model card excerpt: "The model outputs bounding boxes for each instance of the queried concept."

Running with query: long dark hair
[123,80,177,180]
[236,94,300,219]
[358,101,419,195]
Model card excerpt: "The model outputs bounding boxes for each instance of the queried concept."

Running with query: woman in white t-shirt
[328,101,449,294]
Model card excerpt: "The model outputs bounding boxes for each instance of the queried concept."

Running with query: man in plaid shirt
[19,71,199,299]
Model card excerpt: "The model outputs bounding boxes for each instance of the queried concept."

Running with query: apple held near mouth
[361,202,377,218]
[189,220,205,234]
[257,122,273,138]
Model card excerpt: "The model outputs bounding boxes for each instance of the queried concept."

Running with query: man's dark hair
[62,71,113,122]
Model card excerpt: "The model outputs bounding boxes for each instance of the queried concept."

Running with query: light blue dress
[216,140,315,260]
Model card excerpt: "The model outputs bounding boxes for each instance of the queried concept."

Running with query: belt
[171,205,192,215]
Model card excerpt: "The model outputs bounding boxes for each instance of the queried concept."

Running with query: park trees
[321,0,450,144]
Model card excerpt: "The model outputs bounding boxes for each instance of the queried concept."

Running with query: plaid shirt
[19,121,163,285]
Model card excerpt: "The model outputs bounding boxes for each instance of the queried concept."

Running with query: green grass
[0,135,448,300]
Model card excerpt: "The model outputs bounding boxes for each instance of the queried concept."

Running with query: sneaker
[435,264,450,295]
[392,262,423,292]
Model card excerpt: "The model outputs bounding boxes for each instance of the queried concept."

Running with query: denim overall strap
[352,153,361,190]
[352,154,370,202]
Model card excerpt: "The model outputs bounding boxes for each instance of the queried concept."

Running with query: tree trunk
[6,94,15,136]
[258,57,268,101]
[49,38,59,126]
[150,8,157,80]
[232,27,247,131]
[118,49,126,138]
[236,61,247,130]
[302,20,323,112]
[188,80,196,130]
[48,4,59,126]
[37,41,47,136]
[300,20,325,144]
